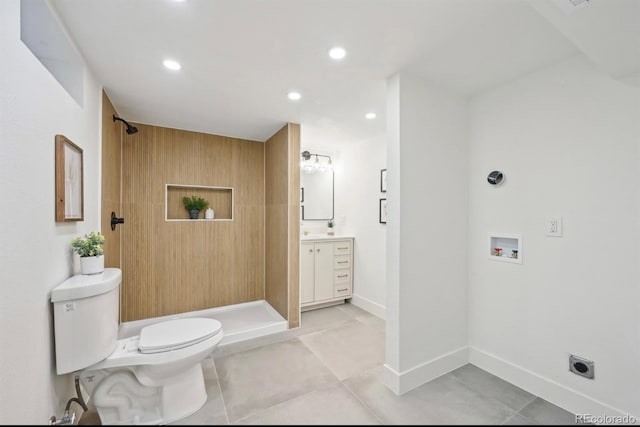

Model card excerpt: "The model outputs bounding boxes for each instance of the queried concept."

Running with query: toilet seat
[84,317,224,371]
[139,318,222,354]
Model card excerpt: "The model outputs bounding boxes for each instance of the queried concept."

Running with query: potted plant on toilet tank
[71,231,105,275]
[182,195,209,219]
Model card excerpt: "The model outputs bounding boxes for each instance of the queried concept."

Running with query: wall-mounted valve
[111,211,125,231]
[49,411,75,425]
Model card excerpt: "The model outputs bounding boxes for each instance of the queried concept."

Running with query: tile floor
[81,302,580,425]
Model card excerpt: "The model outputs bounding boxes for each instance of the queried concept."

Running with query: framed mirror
[300,168,334,220]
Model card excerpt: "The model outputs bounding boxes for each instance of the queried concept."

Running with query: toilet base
[84,362,208,425]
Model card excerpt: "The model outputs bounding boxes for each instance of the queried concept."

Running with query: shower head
[113,115,139,135]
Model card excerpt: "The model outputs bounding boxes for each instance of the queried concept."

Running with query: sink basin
[301,233,352,241]
[301,233,328,239]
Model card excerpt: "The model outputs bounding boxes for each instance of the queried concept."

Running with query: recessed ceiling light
[329,47,346,60]
[365,112,376,120]
[163,59,181,70]
[288,91,301,101]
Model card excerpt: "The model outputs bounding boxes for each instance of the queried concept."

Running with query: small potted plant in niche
[71,231,105,275]
[182,195,209,219]
[327,219,335,236]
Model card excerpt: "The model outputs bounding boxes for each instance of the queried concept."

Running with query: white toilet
[51,268,224,425]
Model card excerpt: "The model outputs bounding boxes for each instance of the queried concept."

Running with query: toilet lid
[138,318,222,354]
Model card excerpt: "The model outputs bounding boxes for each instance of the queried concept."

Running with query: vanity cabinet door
[300,243,315,304]
[313,242,334,301]
[300,237,354,311]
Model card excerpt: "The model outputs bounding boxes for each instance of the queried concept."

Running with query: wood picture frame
[55,134,84,221]
[380,168,387,193]
[379,198,387,224]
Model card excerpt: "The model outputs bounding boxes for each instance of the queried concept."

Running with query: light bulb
[163,59,181,70]
[329,47,346,60]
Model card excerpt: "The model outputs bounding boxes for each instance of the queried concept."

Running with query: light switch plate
[545,216,563,237]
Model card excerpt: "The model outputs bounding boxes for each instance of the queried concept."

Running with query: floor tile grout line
[230,381,347,425]
[295,304,388,424]
[210,355,232,425]
[514,395,542,416]
[297,307,385,424]
[296,318,359,338]
[218,305,385,424]
[500,412,520,425]
[340,375,387,425]
[297,334,351,385]
[445,372,519,424]
[219,334,346,424]
[447,369,538,413]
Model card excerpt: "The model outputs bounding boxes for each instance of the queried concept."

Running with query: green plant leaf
[182,195,209,211]
[71,231,105,257]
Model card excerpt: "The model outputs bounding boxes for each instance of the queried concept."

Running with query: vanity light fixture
[365,112,376,120]
[329,46,346,60]
[288,91,301,101]
[300,150,332,174]
[163,59,181,70]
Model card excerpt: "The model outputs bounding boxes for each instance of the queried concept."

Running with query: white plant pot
[80,255,104,275]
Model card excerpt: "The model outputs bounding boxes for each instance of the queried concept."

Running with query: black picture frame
[379,198,387,224]
[380,168,387,193]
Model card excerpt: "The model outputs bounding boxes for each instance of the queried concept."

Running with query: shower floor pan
[118,300,288,346]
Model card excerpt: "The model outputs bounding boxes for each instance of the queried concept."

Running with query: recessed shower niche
[165,184,234,221]
[488,233,522,264]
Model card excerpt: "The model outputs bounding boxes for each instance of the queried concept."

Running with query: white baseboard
[349,293,386,320]
[383,346,469,395]
[469,347,636,420]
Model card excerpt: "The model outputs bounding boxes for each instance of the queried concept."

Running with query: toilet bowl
[80,317,223,425]
[51,268,224,425]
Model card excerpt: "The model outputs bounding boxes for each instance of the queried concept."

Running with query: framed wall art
[380,168,387,193]
[379,198,387,224]
[55,134,84,221]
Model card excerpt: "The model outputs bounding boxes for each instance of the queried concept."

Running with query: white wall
[468,55,640,417]
[384,72,469,394]
[334,134,387,318]
[0,1,102,423]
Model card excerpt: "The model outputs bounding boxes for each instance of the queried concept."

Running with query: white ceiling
[51,0,638,151]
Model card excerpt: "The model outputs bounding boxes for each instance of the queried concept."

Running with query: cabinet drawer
[334,241,352,255]
[334,270,351,283]
[334,285,351,298]
[334,255,351,269]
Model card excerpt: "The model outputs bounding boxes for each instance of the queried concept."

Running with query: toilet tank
[51,268,121,375]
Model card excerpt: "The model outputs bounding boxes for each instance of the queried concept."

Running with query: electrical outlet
[545,216,563,237]
[569,354,594,379]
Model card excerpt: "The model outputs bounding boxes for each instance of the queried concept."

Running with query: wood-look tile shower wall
[264,124,300,329]
[120,123,265,322]
[101,92,121,268]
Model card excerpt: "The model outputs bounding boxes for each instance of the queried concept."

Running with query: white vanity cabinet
[300,237,353,310]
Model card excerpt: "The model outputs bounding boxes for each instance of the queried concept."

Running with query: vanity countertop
[300,234,354,241]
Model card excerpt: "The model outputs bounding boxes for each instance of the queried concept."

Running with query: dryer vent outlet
[569,354,594,379]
